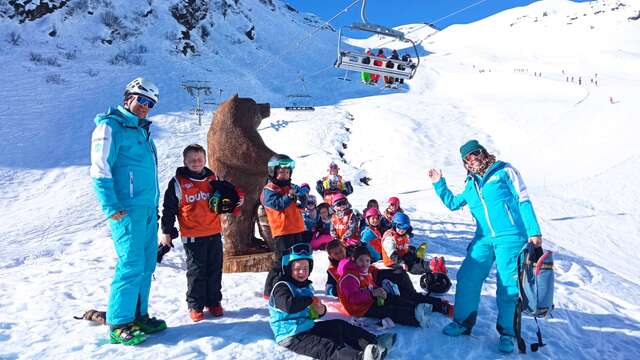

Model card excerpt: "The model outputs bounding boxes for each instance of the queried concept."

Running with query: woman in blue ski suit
[428,140,542,354]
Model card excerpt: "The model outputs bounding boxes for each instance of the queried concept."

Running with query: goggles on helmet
[290,243,312,256]
[333,199,348,208]
[396,223,410,231]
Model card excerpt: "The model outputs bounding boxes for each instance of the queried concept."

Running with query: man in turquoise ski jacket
[90,77,166,345]
[428,140,543,354]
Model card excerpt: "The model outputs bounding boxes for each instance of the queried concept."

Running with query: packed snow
[1,0,639,359]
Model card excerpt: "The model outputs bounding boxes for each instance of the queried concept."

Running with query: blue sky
[284,0,591,29]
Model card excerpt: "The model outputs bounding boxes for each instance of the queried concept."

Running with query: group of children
[260,156,454,359]
[159,149,452,359]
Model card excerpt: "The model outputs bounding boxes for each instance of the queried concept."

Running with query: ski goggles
[464,149,483,162]
[396,223,411,231]
[136,95,156,109]
[333,199,349,208]
[275,158,295,169]
[290,243,312,256]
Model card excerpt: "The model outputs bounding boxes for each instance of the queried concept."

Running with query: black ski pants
[376,269,443,305]
[184,234,223,311]
[264,232,306,297]
[282,319,377,360]
[365,294,420,327]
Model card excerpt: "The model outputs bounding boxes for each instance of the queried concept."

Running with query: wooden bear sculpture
[207,95,275,272]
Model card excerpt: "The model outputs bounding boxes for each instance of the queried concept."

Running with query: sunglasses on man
[136,95,156,109]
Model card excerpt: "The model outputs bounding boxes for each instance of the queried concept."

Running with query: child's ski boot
[133,314,167,334]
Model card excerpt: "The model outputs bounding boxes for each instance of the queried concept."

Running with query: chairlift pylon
[334,0,420,81]
[285,76,315,111]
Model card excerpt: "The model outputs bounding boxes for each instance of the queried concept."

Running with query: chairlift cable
[373,0,491,49]
[255,0,363,76]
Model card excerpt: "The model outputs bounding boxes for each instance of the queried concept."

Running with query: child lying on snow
[268,243,395,360]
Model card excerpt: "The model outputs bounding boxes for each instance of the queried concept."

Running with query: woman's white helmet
[125,77,159,103]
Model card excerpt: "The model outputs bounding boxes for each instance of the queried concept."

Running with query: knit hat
[459,140,486,160]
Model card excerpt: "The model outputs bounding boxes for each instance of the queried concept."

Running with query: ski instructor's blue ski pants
[453,234,526,336]
[106,206,158,327]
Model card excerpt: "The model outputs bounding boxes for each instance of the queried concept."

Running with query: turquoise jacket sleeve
[433,177,467,211]
[360,229,382,262]
[90,123,123,218]
[503,166,542,237]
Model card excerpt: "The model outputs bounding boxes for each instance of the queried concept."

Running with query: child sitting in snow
[380,213,427,275]
[311,202,332,250]
[302,193,318,243]
[330,194,362,250]
[325,239,346,296]
[268,243,394,360]
[360,208,385,262]
[336,246,433,328]
[382,196,403,229]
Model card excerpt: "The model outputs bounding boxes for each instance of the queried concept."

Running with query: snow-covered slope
[1,0,639,359]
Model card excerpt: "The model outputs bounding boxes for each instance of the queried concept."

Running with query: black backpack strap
[530,316,546,352]
[515,300,526,354]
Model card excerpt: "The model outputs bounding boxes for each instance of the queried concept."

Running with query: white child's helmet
[124,77,159,103]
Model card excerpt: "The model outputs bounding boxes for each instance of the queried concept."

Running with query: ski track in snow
[1,0,640,359]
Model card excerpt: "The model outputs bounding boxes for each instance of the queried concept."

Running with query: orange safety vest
[176,174,221,237]
[381,229,410,267]
[262,182,305,237]
[331,212,359,241]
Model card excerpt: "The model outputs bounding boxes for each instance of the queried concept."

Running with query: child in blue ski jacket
[268,243,393,360]
[428,140,543,354]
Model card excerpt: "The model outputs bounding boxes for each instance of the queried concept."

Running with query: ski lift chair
[334,0,420,81]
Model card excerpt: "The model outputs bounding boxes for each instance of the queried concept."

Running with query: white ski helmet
[124,77,159,103]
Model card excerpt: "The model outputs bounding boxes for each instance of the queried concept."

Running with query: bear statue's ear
[258,103,270,119]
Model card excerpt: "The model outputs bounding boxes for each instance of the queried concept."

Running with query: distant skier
[428,140,543,353]
[361,48,373,84]
[371,49,385,84]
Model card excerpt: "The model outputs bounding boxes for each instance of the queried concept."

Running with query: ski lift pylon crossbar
[351,22,405,40]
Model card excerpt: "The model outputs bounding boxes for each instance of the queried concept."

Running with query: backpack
[208,180,240,214]
[515,242,555,353]
[419,256,452,295]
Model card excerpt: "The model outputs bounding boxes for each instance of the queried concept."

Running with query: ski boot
[133,314,167,334]
[416,242,428,260]
[207,304,224,317]
[442,321,471,336]
[376,332,397,351]
[498,335,515,353]
[363,344,387,360]
[190,309,205,322]
[110,325,146,346]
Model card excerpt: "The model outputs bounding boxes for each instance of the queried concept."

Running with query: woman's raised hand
[428,169,442,183]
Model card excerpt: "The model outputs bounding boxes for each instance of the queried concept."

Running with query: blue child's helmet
[282,243,314,274]
[268,154,296,178]
[392,212,411,230]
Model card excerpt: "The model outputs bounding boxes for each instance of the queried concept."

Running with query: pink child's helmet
[364,208,381,218]
[328,162,340,172]
[388,196,400,205]
[331,193,347,207]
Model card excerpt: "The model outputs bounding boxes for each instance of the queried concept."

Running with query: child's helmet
[332,193,348,208]
[125,77,159,103]
[328,162,339,172]
[282,243,314,274]
[392,212,411,229]
[388,196,400,205]
[364,207,381,219]
[268,154,295,178]
[306,194,317,206]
